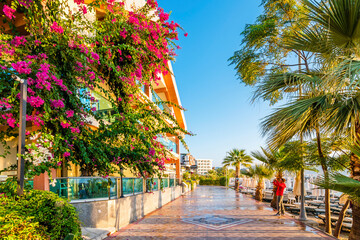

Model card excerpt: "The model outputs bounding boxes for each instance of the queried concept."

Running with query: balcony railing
[45,177,178,202]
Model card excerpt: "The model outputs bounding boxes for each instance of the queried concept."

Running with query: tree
[243,164,274,201]
[222,149,252,192]
[261,1,360,237]
[0,1,189,185]
[252,147,287,207]
[229,0,309,103]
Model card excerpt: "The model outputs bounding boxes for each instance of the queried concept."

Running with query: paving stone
[106,186,335,240]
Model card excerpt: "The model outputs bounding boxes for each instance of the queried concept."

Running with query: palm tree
[271,1,360,238]
[243,165,274,201]
[315,172,360,238]
[251,147,287,207]
[222,149,253,192]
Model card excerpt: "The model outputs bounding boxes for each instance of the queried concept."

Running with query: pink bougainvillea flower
[81,5,87,14]
[184,33,188,37]
[60,121,71,128]
[159,11,169,22]
[7,117,16,128]
[50,99,65,108]
[74,0,84,4]
[63,152,71,157]
[11,61,32,74]
[57,161,62,166]
[149,148,155,156]
[50,21,64,34]
[119,28,127,39]
[70,127,80,134]
[18,0,32,8]
[65,110,74,118]
[28,96,45,108]
[3,5,15,20]
[147,0,158,9]
[11,36,27,47]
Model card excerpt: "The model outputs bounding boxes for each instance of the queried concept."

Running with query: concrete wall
[72,185,185,230]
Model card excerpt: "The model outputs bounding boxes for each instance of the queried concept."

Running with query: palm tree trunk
[324,188,332,234]
[334,199,350,238]
[235,164,240,192]
[349,124,360,240]
[255,179,263,201]
[271,170,283,208]
[349,152,360,240]
[316,126,332,235]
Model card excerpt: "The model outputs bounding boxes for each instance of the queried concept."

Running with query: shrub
[219,176,229,186]
[199,179,221,185]
[0,180,81,239]
[0,198,48,240]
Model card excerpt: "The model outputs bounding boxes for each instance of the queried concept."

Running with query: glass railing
[169,178,175,187]
[122,178,134,195]
[146,178,159,191]
[161,178,169,188]
[49,177,117,201]
[48,177,176,201]
[134,178,143,194]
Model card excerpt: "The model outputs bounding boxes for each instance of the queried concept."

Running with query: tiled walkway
[107,186,334,240]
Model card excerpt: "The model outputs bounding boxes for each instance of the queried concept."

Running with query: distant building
[196,159,213,175]
[180,153,197,174]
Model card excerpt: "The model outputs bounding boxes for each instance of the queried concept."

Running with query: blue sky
[158,0,273,167]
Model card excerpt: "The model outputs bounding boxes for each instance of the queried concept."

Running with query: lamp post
[120,166,124,198]
[299,169,307,220]
[226,167,228,189]
[13,75,27,196]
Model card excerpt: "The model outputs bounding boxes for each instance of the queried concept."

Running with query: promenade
[107,186,334,240]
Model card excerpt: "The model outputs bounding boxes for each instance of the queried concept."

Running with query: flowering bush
[0,0,189,178]
[0,179,81,239]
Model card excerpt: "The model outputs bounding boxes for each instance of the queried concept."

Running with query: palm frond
[314,172,360,204]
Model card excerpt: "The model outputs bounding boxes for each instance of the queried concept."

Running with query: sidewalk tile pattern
[107,186,335,240]
[181,214,254,230]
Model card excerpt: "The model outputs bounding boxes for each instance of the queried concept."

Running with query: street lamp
[226,166,228,189]
[120,166,124,198]
[13,75,27,196]
[299,169,307,220]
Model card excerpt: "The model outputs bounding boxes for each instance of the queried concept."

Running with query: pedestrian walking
[273,178,286,216]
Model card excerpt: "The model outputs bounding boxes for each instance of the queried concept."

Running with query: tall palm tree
[277,1,360,238]
[222,149,253,192]
[243,165,274,201]
[256,0,360,235]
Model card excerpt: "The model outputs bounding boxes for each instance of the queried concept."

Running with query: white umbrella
[243,177,249,187]
[305,179,311,192]
[287,177,293,189]
[249,178,255,188]
[264,179,271,189]
[293,172,301,196]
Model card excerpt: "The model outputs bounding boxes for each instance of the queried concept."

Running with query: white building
[196,159,213,175]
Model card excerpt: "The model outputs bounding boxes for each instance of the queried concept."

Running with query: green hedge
[199,177,228,186]
[0,180,81,239]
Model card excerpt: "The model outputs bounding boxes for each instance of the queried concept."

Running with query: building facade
[180,153,197,174]
[196,159,213,175]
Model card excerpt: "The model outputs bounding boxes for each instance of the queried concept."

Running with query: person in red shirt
[273,178,286,216]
